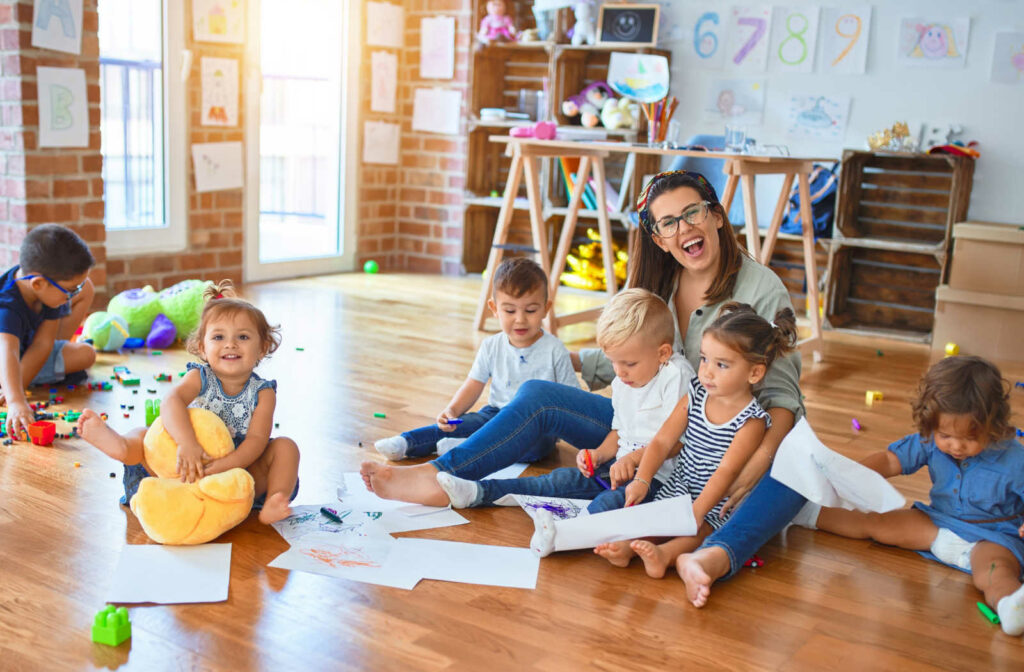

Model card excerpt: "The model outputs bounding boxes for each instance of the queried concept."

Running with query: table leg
[720,173,739,212]
[760,172,795,265]
[740,173,761,261]
[523,155,550,279]
[474,150,525,331]
[797,171,823,361]
[592,157,618,297]
[547,156,592,334]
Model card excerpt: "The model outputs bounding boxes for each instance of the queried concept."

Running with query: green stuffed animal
[106,279,212,344]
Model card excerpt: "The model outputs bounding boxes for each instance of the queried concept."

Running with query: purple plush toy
[145,313,177,349]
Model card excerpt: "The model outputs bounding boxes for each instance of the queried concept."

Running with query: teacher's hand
[719,450,771,515]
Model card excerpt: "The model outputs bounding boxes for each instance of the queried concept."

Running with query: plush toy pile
[130,408,255,545]
[83,279,211,351]
[562,81,636,130]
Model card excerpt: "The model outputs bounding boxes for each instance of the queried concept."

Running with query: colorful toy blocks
[91,605,131,646]
[28,421,56,446]
[145,399,161,427]
[155,373,172,382]
[865,390,883,407]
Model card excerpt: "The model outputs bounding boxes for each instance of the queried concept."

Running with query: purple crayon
[852,418,862,432]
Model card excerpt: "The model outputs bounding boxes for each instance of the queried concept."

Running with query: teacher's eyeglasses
[21,274,87,298]
[650,201,711,238]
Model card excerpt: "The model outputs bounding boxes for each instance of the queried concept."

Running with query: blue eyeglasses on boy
[17,274,88,298]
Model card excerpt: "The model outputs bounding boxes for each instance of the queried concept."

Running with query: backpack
[780,163,839,239]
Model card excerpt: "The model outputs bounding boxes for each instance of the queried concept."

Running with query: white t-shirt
[610,353,695,484]
[468,331,579,408]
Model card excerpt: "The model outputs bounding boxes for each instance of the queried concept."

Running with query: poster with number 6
[726,6,772,72]
[681,6,726,69]
[819,6,871,75]
[769,6,819,72]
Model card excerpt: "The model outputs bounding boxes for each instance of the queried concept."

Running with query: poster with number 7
[819,6,872,75]
[726,6,772,72]
[769,6,820,73]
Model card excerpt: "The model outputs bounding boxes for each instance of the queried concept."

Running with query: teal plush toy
[107,279,213,345]
[81,312,129,352]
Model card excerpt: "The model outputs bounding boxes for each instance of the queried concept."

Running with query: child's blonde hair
[186,280,282,361]
[912,355,1011,445]
[596,288,674,350]
[704,302,797,369]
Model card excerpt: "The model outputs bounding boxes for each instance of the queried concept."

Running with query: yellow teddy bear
[129,408,255,545]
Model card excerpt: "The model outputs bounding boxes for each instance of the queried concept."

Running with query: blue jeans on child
[431,380,807,576]
[402,405,500,458]
[478,459,663,513]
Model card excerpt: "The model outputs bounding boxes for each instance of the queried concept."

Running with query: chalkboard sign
[597,4,660,47]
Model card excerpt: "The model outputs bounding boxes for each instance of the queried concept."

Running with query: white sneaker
[374,435,408,461]
[436,472,481,508]
[436,437,468,456]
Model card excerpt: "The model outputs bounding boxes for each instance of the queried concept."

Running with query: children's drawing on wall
[363,121,400,165]
[725,5,772,72]
[37,66,88,148]
[990,32,1024,84]
[784,94,851,142]
[411,88,462,135]
[769,6,820,73]
[897,17,969,69]
[819,6,871,75]
[192,0,245,44]
[200,57,238,127]
[703,79,764,127]
[606,52,670,103]
[191,142,244,193]
[420,16,455,79]
[679,6,726,69]
[366,1,404,48]
[31,0,83,54]
[370,51,398,113]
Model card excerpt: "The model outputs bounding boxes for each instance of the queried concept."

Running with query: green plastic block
[91,605,131,646]
[121,378,141,386]
[145,399,161,427]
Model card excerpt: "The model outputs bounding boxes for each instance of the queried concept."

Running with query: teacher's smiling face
[648,186,724,275]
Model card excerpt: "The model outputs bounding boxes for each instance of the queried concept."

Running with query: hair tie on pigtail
[769,320,777,329]
[214,293,224,299]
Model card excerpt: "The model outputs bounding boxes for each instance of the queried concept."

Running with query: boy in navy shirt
[0,224,96,437]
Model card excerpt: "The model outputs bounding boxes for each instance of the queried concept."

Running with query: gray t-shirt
[580,255,804,418]
[468,331,579,408]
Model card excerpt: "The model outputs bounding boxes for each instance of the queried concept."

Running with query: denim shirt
[580,255,805,417]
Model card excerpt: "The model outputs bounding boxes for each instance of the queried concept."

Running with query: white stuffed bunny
[571,2,597,46]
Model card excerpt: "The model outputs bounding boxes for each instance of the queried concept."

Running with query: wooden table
[474,137,833,359]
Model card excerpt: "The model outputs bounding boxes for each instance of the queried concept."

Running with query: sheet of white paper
[366,1,403,48]
[703,78,765,126]
[420,16,455,79]
[770,418,906,512]
[783,94,851,143]
[769,6,819,73]
[607,52,670,103]
[336,473,470,533]
[37,66,88,148]
[362,121,400,165]
[193,0,245,44]
[897,17,970,69]
[393,503,449,517]
[412,88,461,135]
[482,462,530,480]
[108,544,231,604]
[494,494,591,521]
[377,507,469,534]
[990,32,1024,84]
[394,538,539,590]
[201,57,239,127]
[549,496,696,552]
[818,6,872,75]
[31,0,83,54]
[268,531,419,590]
[725,6,772,73]
[370,51,398,112]
[271,505,393,545]
[191,141,244,192]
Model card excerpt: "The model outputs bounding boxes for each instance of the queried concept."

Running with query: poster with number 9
[769,6,820,72]
[819,6,872,74]
[725,6,772,72]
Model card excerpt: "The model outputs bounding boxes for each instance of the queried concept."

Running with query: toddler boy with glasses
[0,224,96,437]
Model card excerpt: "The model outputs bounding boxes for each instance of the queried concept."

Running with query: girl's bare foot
[77,409,129,461]
[631,540,674,578]
[258,492,293,524]
[358,461,449,506]
[676,552,715,608]
[594,540,636,567]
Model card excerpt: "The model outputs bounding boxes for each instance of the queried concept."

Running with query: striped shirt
[656,376,770,530]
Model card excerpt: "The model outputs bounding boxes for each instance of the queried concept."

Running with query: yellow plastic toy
[129,408,255,545]
[559,228,628,291]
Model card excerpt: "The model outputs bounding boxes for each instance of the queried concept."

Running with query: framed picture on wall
[597,3,660,48]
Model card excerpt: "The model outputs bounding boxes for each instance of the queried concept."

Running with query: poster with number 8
[726,6,772,72]
[819,6,872,74]
[769,6,820,72]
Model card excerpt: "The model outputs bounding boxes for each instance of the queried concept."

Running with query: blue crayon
[593,473,611,490]
[446,418,463,425]
[320,506,347,523]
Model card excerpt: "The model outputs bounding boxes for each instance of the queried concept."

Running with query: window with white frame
[98,0,186,254]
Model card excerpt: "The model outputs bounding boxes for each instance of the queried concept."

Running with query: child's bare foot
[594,540,635,567]
[358,461,449,506]
[77,409,128,460]
[676,552,714,608]
[258,492,293,524]
[631,540,674,578]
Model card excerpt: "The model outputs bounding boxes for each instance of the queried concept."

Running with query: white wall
[656,0,1024,225]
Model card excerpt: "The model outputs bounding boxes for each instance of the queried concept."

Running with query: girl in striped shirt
[595,302,797,579]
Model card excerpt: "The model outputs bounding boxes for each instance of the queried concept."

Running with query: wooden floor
[2,273,1023,671]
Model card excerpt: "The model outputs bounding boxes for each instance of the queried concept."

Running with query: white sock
[436,437,467,456]
[997,584,1024,636]
[530,508,556,558]
[791,502,821,529]
[929,528,976,571]
[436,472,481,508]
[373,435,408,460]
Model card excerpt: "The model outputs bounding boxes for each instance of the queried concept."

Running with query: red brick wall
[0,0,106,295]
[359,0,472,275]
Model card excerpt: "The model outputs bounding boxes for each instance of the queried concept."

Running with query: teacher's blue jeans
[402,405,501,458]
[431,380,806,575]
